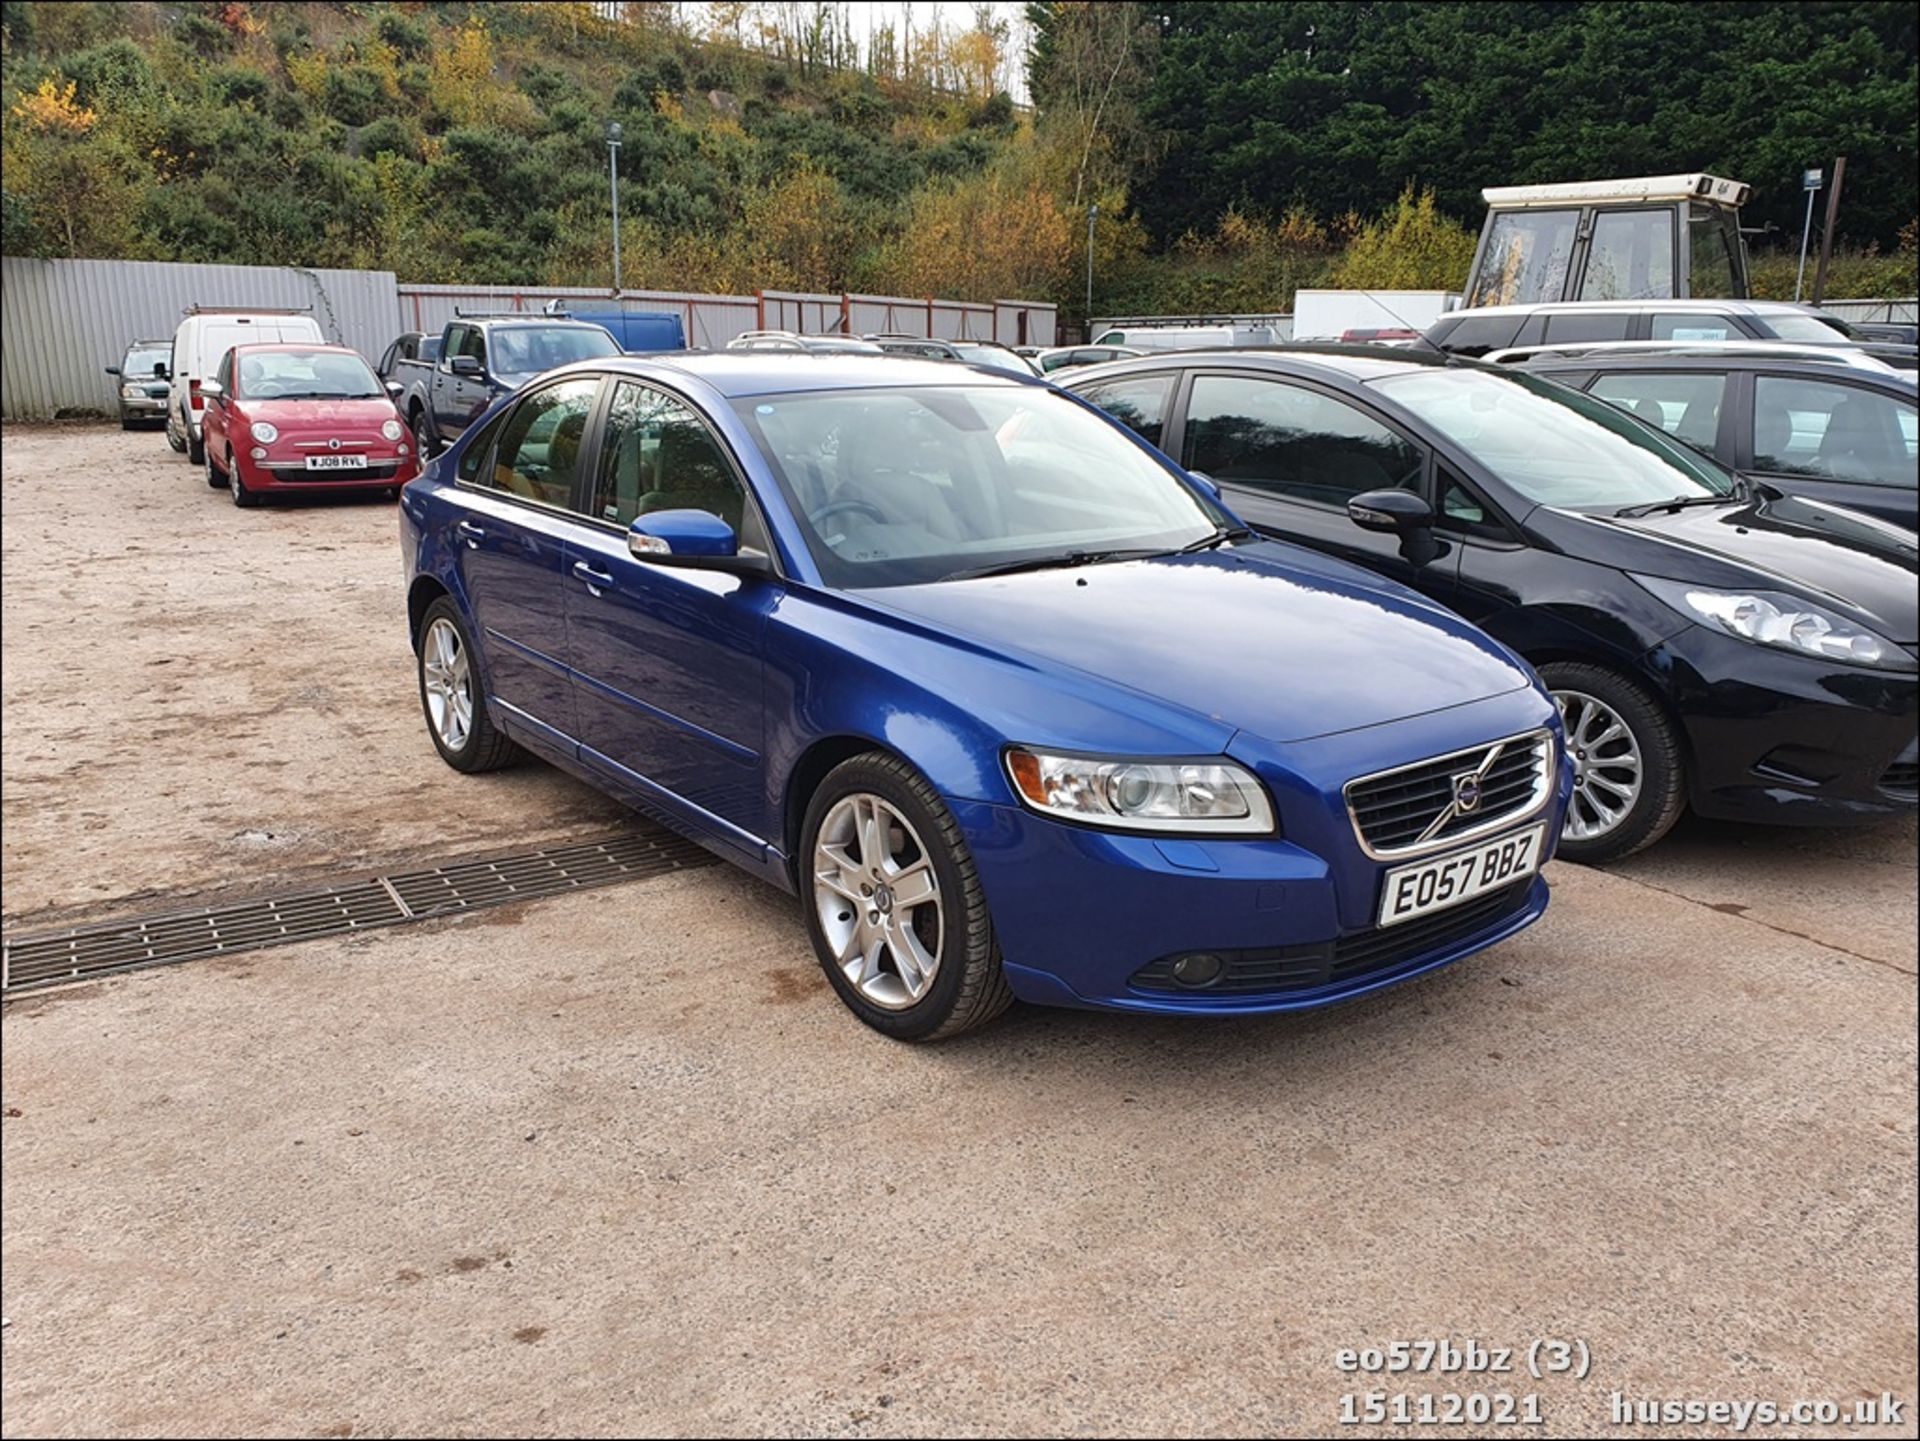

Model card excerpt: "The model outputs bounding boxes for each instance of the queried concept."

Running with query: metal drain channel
[2,829,714,994]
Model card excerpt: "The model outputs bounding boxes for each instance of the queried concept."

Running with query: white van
[166,307,326,461]
[1091,323,1280,351]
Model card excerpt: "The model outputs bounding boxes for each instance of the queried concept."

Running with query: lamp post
[606,121,623,294]
[1794,166,1821,302]
[1085,202,1098,338]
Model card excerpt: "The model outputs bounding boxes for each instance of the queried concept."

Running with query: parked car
[390,312,621,458]
[201,343,418,508]
[104,339,172,428]
[377,330,441,384]
[1505,344,1918,531]
[1424,299,1882,359]
[727,330,886,355]
[948,340,1041,375]
[863,334,963,360]
[1094,322,1281,350]
[1339,327,1423,346]
[1849,321,1919,346]
[399,353,1571,1039]
[1034,345,1145,374]
[1065,349,1918,861]
[166,307,326,464]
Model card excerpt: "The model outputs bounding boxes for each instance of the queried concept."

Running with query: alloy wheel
[812,792,943,1010]
[421,617,474,752]
[1554,688,1644,842]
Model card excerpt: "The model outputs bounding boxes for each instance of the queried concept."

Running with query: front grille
[1345,730,1553,856]
[1128,880,1533,998]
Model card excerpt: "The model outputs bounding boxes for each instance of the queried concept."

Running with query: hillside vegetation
[1,2,1913,319]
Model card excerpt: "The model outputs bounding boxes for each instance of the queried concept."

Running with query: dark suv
[1513,346,1917,531]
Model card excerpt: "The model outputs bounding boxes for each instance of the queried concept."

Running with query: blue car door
[450,374,604,749]
[563,378,773,851]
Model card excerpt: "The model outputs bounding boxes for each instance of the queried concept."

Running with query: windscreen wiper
[1613,492,1743,519]
[1172,525,1257,554]
[940,548,1166,582]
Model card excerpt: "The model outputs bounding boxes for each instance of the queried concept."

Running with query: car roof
[226,342,364,354]
[1441,298,1826,319]
[1063,344,1452,384]
[582,351,1038,398]
[1515,349,1915,385]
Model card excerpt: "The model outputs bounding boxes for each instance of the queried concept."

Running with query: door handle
[456,520,487,546]
[572,561,615,592]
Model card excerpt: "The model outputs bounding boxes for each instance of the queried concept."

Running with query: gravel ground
[2,425,1915,1437]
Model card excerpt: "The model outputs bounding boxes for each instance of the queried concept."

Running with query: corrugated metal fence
[1,258,400,421]
[3,259,1059,420]
[1819,297,1918,324]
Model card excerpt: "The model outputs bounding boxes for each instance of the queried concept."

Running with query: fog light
[397,443,409,456]
[249,446,266,460]
[1170,952,1225,988]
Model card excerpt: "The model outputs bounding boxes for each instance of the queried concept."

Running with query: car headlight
[1631,573,1908,670]
[249,421,278,443]
[1005,748,1276,834]
[120,383,141,399]
[381,419,404,441]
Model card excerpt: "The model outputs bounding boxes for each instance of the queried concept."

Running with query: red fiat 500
[201,344,419,507]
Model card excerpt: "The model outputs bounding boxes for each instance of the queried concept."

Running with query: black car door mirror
[449,354,485,378]
[105,365,121,377]
[1348,488,1443,566]
[153,361,170,379]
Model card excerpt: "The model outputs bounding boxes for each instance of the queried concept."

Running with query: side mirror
[1348,488,1442,566]
[154,362,170,379]
[199,378,224,399]
[105,365,121,377]
[628,510,769,575]
[385,380,404,398]
[1187,469,1223,503]
[449,355,484,377]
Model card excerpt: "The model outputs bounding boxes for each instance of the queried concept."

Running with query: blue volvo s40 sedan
[398,354,1572,1039]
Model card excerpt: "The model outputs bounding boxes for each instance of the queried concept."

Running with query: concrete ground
[3,426,1916,1437]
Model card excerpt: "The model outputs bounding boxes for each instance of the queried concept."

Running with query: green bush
[173,13,232,61]
[375,11,430,61]
[322,65,385,126]
[63,37,153,106]
[357,115,418,162]
[207,65,271,110]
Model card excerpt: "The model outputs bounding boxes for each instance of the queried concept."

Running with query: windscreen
[1373,367,1735,510]
[489,326,619,373]
[234,349,383,400]
[735,385,1225,588]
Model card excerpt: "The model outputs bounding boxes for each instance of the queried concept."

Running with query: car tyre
[800,752,1013,1041]
[187,426,205,466]
[1539,661,1685,865]
[166,412,187,453]
[206,441,227,489]
[229,454,262,508]
[411,410,434,460]
[417,597,518,773]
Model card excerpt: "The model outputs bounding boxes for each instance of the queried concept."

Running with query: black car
[104,339,173,429]
[1064,349,1918,862]
[376,330,441,383]
[1510,348,1917,532]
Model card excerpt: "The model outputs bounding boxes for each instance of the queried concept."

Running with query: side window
[1751,377,1918,489]
[484,377,600,508]
[1436,465,1503,537]
[1650,312,1734,342]
[1589,372,1727,450]
[456,408,511,484]
[1180,375,1423,507]
[1578,209,1674,301]
[216,349,233,392]
[441,326,467,365]
[459,326,487,366]
[378,341,397,374]
[592,381,758,546]
[1431,315,1526,358]
[1544,312,1632,344]
[1073,374,1173,449]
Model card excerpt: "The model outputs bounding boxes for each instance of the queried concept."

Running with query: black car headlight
[1631,574,1911,671]
[1005,748,1277,835]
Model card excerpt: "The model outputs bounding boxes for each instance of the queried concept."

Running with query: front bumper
[959,689,1570,1015]
[236,449,419,492]
[1654,625,1919,824]
[119,394,167,416]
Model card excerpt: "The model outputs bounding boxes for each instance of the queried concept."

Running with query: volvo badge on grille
[1452,772,1484,813]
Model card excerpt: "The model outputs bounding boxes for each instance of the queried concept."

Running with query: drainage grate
[2,829,714,994]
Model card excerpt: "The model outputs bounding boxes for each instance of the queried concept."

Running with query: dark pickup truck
[391,313,620,454]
